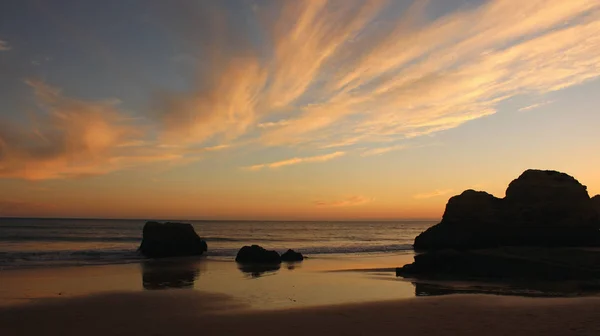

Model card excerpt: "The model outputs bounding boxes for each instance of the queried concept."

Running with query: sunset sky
[1,0,599,220]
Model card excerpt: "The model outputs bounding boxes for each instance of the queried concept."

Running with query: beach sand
[0,253,417,308]
[2,254,600,335]
[2,290,600,336]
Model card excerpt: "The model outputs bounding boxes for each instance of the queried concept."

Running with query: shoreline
[0,250,415,269]
[0,252,418,309]
[0,248,418,271]
[3,251,600,309]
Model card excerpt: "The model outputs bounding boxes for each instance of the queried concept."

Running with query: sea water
[0,218,434,269]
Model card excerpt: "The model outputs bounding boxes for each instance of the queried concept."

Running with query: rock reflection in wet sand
[142,259,203,290]
[237,263,281,278]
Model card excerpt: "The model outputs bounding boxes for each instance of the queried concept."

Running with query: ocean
[0,218,435,269]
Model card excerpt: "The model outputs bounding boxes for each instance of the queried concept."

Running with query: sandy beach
[2,254,600,335]
[3,290,600,336]
[0,254,416,308]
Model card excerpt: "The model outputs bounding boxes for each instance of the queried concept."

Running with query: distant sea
[0,218,435,269]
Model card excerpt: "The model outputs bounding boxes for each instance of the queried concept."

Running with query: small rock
[235,245,281,264]
[281,249,304,262]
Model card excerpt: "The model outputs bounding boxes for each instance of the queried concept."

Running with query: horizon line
[0,216,440,222]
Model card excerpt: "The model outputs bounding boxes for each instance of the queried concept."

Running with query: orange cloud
[160,57,268,145]
[4,1,600,180]
[244,151,345,171]
[314,195,373,207]
[361,144,408,157]
[0,81,195,180]
[263,0,386,109]
[259,0,600,147]
[257,120,290,129]
[0,39,10,51]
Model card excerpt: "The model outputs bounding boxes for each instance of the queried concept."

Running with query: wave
[0,235,142,243]
[205,243,414,256]
[0,243,413,269]
[0,235,286,243]
[202,236,342,242]
[0,235,389,243]
[0,249,144,269]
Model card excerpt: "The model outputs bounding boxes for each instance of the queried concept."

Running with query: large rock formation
[139,221,207,258]
[414,170,600,250]
[235,245,281,264]
[412,279,600,297]
[592,195,600,217]
[397,247,600,283]
[504,170,598,228]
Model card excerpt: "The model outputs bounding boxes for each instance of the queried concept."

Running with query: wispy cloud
[320,136,365,149]
[314,195,373,207]
[413,189,454,200]
[4,1,600,179]
[156,0,600,153]
[0,39,10,51]
[203,144,231,152]
[518,100,555,112]
[361,144,408,157]
[0,80,192,180]
[244,151,345,171]
[257,120,290,129]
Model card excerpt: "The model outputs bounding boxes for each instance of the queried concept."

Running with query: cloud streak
[413,189,453,200]
[314,195,373,207]
[518,100,555,112]
[244,151,345,171]
[0,81,202,180]
[257,120,290,129]
[361,144,408,157]
[157,0,600,153]
[0,39,10,51]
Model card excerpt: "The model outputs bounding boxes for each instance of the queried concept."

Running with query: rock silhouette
[235,245,281,264]
[412,281,600,297]
[139,221,207,258]
[399,170,600,285]
[280,249,304,262]
[399,247,600,280]
[592,195,600,217]
[414,170,600,250]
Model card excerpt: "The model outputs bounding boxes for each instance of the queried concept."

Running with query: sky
[1,0,600,220]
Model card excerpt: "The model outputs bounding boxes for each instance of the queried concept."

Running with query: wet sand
[2,290,600,336]
[0,253,417,308]
[3,253,600,335]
